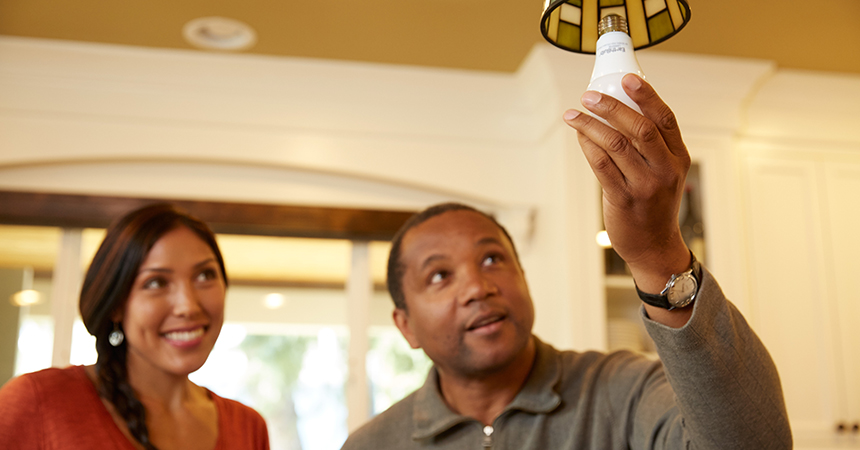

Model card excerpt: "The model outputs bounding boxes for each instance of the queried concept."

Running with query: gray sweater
[341,269,792,449]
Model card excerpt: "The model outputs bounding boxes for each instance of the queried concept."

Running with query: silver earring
[108,323,124,347]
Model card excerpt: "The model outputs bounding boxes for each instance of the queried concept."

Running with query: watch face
[667,273,697,307]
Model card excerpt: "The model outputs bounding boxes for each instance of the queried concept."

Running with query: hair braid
[95,333,158,450]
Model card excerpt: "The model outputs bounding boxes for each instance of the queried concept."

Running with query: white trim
[346,241,372,431]
[50,228,83,368]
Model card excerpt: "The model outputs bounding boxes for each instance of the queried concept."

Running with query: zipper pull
[482,425,494,448]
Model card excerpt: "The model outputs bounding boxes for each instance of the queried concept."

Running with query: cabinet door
[743,156,843,436]
[823,162,860,424]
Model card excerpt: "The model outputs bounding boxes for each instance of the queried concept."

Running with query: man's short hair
[386,202,520,311]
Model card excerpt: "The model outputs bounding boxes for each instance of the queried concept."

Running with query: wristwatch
[635,253,701,310]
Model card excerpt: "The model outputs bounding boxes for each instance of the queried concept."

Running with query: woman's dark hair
[79,203,227,450]
[386,202,520,311]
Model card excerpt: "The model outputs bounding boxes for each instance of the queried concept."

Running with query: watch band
[635,252,701,310]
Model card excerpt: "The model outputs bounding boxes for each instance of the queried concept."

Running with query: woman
[0,204,270,450]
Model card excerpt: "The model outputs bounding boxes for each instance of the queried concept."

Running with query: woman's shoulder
[1,365,89,398]
[207,389,266,422]
[22,365,86,380]
[0,366,127,449]
[206,390,270,449]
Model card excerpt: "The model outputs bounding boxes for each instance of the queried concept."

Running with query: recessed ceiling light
[10,289,42,307]
[183,16,257,51]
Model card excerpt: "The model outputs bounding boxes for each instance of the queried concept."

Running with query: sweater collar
[410,336,562,441]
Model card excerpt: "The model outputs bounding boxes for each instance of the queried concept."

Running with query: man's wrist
[627,245,693,294]
[635,251,700,311]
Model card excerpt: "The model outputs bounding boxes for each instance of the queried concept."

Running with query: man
[342,74,792,449]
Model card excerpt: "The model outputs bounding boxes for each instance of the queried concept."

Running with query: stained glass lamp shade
[541,0,691,54]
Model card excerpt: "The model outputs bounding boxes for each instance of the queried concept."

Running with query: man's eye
[430,271,447,284]
[482,254,501,266]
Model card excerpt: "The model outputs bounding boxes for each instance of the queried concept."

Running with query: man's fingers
[574,129,627,194]
[621,74,687,158]
[579,89,671,168]
[565,97,650,185]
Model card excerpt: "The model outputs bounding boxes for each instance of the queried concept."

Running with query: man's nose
[459,266,498,305]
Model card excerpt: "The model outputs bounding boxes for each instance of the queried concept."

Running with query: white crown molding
[0,36,544,206]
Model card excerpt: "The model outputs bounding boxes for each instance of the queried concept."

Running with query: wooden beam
[0,190,415,241]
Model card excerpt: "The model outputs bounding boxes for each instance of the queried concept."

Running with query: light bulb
[586,14,645,122]
[10,289,42,307]
[263,293,286,309]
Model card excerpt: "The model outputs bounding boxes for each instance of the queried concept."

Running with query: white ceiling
[1,0,859,74]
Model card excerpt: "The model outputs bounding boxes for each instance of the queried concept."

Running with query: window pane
[192,323,349,450]
[367,326,433,416]
[14,310,53,376]
[70,319,97,366]
[0,225,60,378]
[193,281,351,450]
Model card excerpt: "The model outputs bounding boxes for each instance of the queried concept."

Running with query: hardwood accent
[0,190,415,240]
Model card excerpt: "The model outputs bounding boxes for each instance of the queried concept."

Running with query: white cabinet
[821,162,860,431]
[742,152,860,448]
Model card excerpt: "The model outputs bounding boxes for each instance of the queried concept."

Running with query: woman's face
[119,226,226,379]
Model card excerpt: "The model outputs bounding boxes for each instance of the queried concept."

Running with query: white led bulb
[586,14,645,119]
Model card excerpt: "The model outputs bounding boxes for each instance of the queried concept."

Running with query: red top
[0,365,270,449]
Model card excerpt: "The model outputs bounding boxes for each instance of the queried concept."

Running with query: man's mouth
[467,314,506,331]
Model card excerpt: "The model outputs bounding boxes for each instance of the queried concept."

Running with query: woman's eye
[142,277,167,290]
[196,269,217,282]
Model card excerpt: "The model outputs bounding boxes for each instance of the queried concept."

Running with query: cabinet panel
[744,157,842,434]
[823,162,860,422]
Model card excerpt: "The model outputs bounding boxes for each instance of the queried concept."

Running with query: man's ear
[393,308,421,349]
